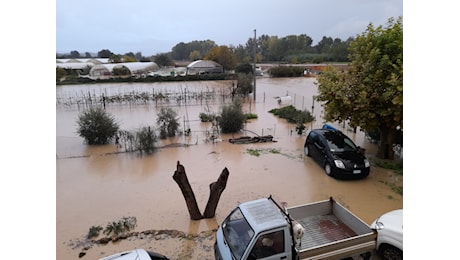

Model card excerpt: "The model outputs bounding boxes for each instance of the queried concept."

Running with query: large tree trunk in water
[377,127,395,160]
[203,167,230,218]
[172,161,203,220]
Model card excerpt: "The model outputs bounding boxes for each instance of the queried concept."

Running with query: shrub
[103,216,137,237]
[156,107,180,139]
[136,126,157,153]
[218,100,245,133]
[244,113,258,120]
[199,112,217,122]
[87,225,103,239]
[76,106,119,144]
[269,105,314,124]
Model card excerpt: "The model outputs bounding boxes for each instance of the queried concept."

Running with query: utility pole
[253,29,257,101]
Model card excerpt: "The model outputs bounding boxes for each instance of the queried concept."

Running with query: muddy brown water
[56,77,402,259]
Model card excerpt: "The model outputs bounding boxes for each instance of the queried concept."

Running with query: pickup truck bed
[287,198,376,259]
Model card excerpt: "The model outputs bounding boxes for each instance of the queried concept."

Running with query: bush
[87,225,103,239]
[103,216,137,238]
[269,105,314,124]
[218,100,245,133]
[244,113,258,120]
[135,126,157,153]
[77,106,119,144]
[156,107,180,139]
[199,112,217,122]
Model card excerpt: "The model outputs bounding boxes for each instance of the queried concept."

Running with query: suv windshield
[222,207,254,260]
[323,131,358,152]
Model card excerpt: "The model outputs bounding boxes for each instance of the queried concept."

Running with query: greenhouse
[89,62,159,79]
[186,60,223,75]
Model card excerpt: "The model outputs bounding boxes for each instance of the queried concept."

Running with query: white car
[370,209,403,260]
[99,249,169,260]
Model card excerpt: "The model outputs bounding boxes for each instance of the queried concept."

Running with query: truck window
[248,230,285,259]
[222,207,254,260]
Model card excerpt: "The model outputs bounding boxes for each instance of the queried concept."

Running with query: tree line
[57,33,353,66]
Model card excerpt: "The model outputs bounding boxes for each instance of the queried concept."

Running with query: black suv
[304,127,370,179]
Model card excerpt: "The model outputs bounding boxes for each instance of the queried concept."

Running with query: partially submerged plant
[103,216,137,237]
[87,225,103,239]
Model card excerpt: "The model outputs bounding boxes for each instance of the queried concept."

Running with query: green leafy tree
[77,107,120,144]
[316,17,403,159]
[218,99,245,133]
[156,107,180,139]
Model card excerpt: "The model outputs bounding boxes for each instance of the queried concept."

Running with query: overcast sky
[56,0,403,56]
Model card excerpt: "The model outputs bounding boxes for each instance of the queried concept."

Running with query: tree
[70,50,80,58]
[235,73,253,96]
[154,53,174,67]
[135,126,157,153]
[205,45,237,71]
[316,17,403,159]
[109,54,122,63]
[156,107,180,139]
[123,55,137,62]
[218,99,245,133]
[189,50,201,61]
[98,49,113,58]
[77,107,120,145]
[172,161,230,220]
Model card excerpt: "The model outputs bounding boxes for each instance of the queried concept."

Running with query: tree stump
[172,161,203,220]
[203,167,229,218]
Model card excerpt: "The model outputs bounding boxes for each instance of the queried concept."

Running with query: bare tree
[172,161,230,220]
[172,161,202,220]
[204,167,229,218]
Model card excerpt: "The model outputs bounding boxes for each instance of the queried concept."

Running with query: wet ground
[56,77,402,259]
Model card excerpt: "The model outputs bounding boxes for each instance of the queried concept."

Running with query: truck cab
[214,197,293,260]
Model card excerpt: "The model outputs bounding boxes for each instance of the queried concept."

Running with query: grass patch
[371,158,403,175]
[379,180,403,196]
[247,149,261,157]
[246,148,280,157]
[268,149,280,154]
[245,113,258,120]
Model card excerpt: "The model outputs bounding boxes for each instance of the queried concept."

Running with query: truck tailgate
[287,198,376,259]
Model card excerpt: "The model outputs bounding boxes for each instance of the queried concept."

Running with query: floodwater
[56,77,402,259]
